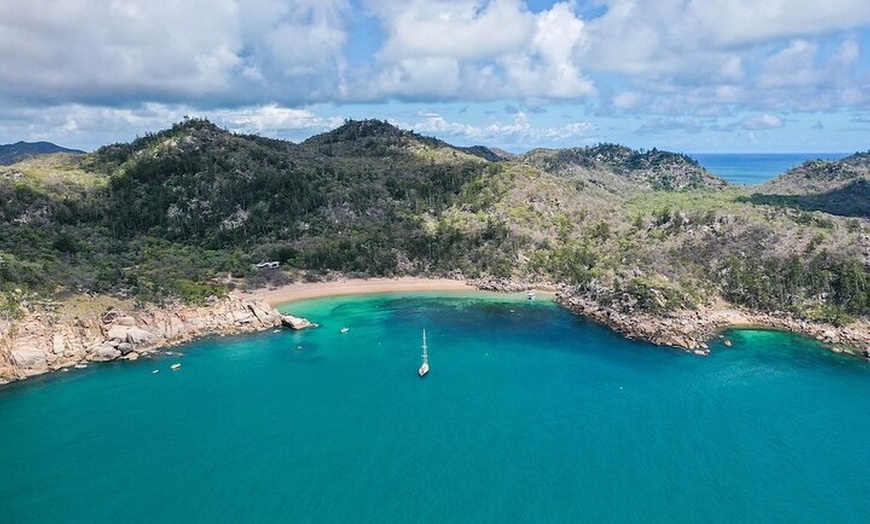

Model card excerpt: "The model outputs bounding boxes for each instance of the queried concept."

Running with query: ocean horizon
[690,152,849,185]
[2,291,868,523]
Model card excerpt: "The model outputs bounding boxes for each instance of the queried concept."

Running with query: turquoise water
[692,153,848,185]
[1,291,869,523]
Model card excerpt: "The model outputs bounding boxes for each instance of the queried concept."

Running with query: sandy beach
[231,277,475,306]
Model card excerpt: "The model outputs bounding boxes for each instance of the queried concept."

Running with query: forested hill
[747,151,870,218]
[521,144,726,192]
[0,118,867,325]
[0,141,85,166]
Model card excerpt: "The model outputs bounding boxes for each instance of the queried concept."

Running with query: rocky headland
[555,291,870,358]
[0,296,315,385]
[472,277,870,357]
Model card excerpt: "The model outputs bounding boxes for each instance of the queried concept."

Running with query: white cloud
[500,2,594,97]
[0,1,868,153]
[375,0,534,61]
[0,0,351,105]
[364,0,594,100]
[688,0,870,47]
[223,105,344,134]
[0,0,243,101]
[0,102,346,150]
[758,40,820,88]
[398,110,596,146]
[372,57,463,98]
[581,0,870,105]
[254,0,350,76]
[740,113,785,130]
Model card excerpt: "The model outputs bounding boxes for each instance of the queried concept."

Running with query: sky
[1,0,869,153]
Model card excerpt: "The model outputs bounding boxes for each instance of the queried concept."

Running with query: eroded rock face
[0,297,317,385]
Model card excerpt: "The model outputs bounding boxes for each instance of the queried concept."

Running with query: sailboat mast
[417,329,430,377]
[422,329,428,363]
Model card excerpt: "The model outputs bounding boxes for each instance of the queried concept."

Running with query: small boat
[527,291,536,300]
[152,369,159,374]
[170,363,181,371]
[340,327,349,334]
[418,329,429,377]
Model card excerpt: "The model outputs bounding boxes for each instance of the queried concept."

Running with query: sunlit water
[1,292,869,523]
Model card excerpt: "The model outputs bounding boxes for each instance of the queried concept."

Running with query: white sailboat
[418,329,429,377]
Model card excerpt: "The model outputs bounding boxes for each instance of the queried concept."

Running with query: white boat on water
[418,330,429,377]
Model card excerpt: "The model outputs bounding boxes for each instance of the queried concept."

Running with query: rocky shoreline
[554,291,870,358]
[2,281,868,387]
[472,277,869,358]
[0,296,316,386]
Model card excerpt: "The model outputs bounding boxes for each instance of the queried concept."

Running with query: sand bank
[231,277,474,306]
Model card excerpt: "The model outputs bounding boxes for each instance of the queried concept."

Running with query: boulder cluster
[0,297,316,385]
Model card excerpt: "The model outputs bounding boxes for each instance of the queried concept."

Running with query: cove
[1,291,869,523]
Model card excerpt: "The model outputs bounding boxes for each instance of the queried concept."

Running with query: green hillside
[0,118,867,324]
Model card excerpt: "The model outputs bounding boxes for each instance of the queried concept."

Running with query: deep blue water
[691,153,849,185]
[1,292,869,523]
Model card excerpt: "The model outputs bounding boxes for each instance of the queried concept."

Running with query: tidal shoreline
[232,276,475,306]
[2,277,868,386]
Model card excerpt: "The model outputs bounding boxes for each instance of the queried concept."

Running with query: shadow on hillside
[739,179,869,218]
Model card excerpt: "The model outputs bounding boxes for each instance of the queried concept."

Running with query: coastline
[231,276,475,306]
[0,296,313,386]
[2,277,868,386]
[555,291,870,358]
[0,277,473,386]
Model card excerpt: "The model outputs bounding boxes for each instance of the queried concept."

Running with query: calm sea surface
[1,292,869,523]
[691,153,849,185]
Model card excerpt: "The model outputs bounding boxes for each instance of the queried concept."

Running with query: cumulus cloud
[583,0,870,72]
[374,0,533,61]
[1,0,866,111]
[222,105,344,134]
[363,0,594,100]
[0,1,868,151]
[580,0,870,116]
[499,2,594,98]
[0,0,350,105]
[241,0,350,81]
[0,0,238,102]
[397,110,596,147]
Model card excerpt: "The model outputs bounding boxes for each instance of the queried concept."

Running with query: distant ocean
[2,292,869,523]
[691,153,850,185]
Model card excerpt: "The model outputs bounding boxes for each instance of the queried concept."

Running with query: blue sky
[1,0,868,153]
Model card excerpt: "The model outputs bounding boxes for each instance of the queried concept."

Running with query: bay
[1,291,868,523]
